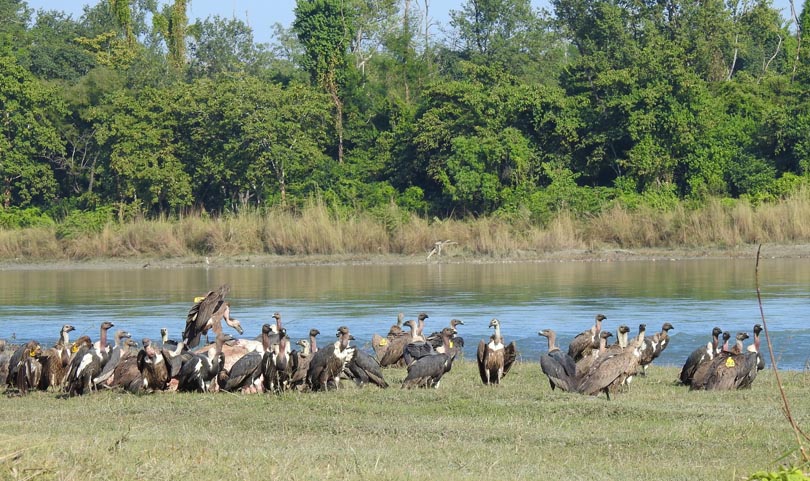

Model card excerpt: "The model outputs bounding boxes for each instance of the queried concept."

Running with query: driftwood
[427,240,457,260]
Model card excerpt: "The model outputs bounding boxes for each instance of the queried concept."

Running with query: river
[1,256,808,370]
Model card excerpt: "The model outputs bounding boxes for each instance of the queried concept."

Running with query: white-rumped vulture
[567,314,606,362]
[538,329,577,392]
[678,327,722,386]
[476,318,518,385]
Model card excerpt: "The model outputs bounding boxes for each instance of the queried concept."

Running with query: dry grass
[1,192,810,261]
[1,364,808,480]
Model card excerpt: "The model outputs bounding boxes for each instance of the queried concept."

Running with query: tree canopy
[0,0,808,223]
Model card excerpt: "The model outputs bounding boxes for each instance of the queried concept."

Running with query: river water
[1,256,808,370]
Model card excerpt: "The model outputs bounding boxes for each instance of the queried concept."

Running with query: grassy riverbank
[1,192,810,264]
[2,364,808,480]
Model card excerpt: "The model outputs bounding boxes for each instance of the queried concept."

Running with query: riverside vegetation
[1,193,809,262]
[1,364,809,480]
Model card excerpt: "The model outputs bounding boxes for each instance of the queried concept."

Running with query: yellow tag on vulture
[379,339,388,346]
[725,357,736,368]
[71,344,79,353]
[449,341,454,348]
[29,349,37,357]
[194,296,206,303]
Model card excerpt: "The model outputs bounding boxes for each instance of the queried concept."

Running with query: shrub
[0,207,55,229]
[55,207,114,240]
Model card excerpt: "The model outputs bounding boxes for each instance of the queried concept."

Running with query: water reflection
[0,257,808,370]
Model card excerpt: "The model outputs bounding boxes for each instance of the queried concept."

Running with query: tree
[187,16,271,78]
[90,88,192,214]
[294,0,358,163]
[0,50,64,208]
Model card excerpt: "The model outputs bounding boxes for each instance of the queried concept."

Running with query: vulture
[345,345,389,389]
[371,313,405,361]
[402,313,433,366]
[94,330,133,386]
[702,332,759,391]
[289,339,314,390]
[182,284,244,348]
[0,340,9,385]
[638,322,674,375]
[427,319,465,350]
[378,319,417,367]
[577,330,642,400]
[308,328,320,354]
[138,338,186,392]
[746,324,765,372]
[65,322,115,396]
[678,327,722,386]
[576,331,615,375]
[538,329,577,392]
[176,333,233,393]
[108,339,143,393]
[220,324,273,393]
[568,314,607,362]
[476,318,518,385]
[37,324,75,391]
[690,331,739,390]
[14,341,43,395]
[306,326,355,391]
[402,328,457,389]
[160,328,181,350]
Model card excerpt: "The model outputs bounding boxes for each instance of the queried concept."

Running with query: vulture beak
[348,335,356,341]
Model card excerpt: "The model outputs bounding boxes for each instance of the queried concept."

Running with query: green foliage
[749,467,810,481]
[0,207,55,228]
[55,206,113,239]
[0,49,64,208]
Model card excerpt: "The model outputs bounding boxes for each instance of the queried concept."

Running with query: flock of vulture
[0,284,765,399]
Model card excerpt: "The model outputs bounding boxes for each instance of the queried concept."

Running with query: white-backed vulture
[577,330,642,400]
[372,313,404,361]
[183,284,244,348]
[402,328,457,389]
[568,314,606,361]
[428,319,465,350]
[220,324,273,393]
[678,327,722,386]
[702,332,759,391]
[538,329,577,392]
[378,319,417,367]
[638,322,674,375]
[94,330,133,385]
[37,324,75,391]
[14,341,43,395]
[64,322,114,396]
[176,333,233,393]
[476,318,518,385]
[306,326,355,391]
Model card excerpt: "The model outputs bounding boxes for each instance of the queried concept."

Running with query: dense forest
[1,0,810,230]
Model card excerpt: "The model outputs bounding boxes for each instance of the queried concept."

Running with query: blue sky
[24,0,796,45]
[23,0,550,44]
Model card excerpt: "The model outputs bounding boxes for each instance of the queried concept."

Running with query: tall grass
[1,191,809,262]
[1,364,808,480]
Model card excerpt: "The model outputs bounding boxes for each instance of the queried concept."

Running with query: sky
[22,0,554,44]
[23,0,797,45]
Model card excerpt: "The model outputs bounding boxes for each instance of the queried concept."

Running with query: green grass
[2,363,809,480]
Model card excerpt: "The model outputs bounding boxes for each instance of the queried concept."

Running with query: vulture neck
[99,326,109,350]
[598,336,608,353]
[545,332,558,352]
[732,339,744,355]
[617,330,628,349]
[310,334,318,353]
[492,323,503,345]
[58,329,71,348]
[711,332,719,352]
